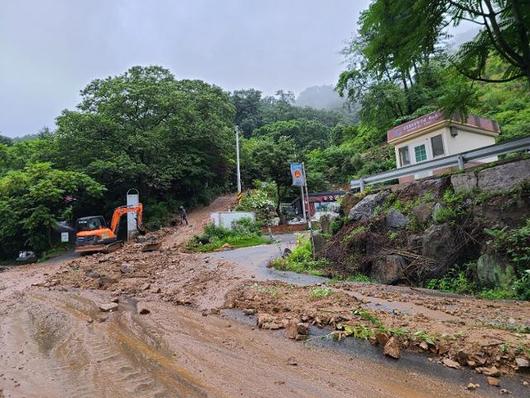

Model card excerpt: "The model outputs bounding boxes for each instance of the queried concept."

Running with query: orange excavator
[75,204,144,254]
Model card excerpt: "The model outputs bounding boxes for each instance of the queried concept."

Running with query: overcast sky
[0,0,372,137]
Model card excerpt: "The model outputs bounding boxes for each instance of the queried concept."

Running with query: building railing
[350,135,530,191]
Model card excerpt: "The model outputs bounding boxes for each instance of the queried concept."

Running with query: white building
[387,112,500,182]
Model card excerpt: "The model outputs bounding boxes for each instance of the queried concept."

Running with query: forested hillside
[1,0,529,260]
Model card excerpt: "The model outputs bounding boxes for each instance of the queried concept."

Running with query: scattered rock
[141,283,151,291]
[257,313,283,330]
[286,319,309,340]
[287,356,298,366]
[375,332,389,347]
[385,210,408,229]
[442,358,460,369]
[500,389,511,395]
[120,263,135,274]
[487,376,500,387]
[466,383,480,391]
[419,341,429,351]
[383,337,400,359]
[515,357,529,369]
[477,366,501,377]
[99,302,118,312]
[243,308,256,316]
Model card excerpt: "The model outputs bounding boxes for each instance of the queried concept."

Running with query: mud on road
[1,195,529,397]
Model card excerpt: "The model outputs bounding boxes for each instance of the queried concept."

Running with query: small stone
[287,356,298,366]
[141,283,151,291]
[375,332,389,347]
[243,308,256,316]
[419,341,429,351]
[487,377,500,387]
[467,360,477,368]
[478,366,501,377]
[466,383,479,390]
[111,297,120,303]
[442,358,460,369]
[500,389,511,395]
[383,337,400,359]
[137,302,150,315]
[99,302,118,312]
[522,381,528,386]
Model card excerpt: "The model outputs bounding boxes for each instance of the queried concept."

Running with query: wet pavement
[209,233,328,286]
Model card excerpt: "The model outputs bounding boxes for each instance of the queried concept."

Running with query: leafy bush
[235,181,277,222]
[187,218,269,252]
[484,218,530,272]
[270,235,329,275]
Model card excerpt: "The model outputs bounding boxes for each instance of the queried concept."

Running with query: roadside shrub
[271,235,329,275]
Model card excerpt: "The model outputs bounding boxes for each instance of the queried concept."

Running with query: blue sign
[290,163,305,186]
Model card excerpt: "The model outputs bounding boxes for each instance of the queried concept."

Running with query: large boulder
[421,223,458,273]
[385,210,409,229]
[393,176,450,200]
[477,159,530,193]
[452,159,530,194]
[412,203,434,224]
[476,254,515,288]
[348,191,389,222]
[451,173,478,193]
[371,255,406,284]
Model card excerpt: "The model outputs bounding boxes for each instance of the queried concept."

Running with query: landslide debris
[225,280,530,376]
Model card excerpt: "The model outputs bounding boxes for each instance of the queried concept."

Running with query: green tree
[52,66,236,215]
[241,136,297,212]
[0,163,104,257]
[254,119,330,151]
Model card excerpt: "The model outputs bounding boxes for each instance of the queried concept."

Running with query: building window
[431,134,445,157]
[398,146,410,167]
[414,144,427,162]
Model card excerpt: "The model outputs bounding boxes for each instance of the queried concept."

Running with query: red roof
[387,112,499,142]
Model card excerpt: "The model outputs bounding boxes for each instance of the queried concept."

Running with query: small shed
[387,112,500,182]
[209,211,255,229]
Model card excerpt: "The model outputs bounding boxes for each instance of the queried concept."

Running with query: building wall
[446,128,497,162]
[394,127,497,181]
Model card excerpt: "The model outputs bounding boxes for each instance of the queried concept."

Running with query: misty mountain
[295,85,346,110]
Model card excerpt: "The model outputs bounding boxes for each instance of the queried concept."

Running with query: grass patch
[310,286,333,300]
[187,218,270,252]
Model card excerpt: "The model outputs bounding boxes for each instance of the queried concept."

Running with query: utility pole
[235,126,242,194]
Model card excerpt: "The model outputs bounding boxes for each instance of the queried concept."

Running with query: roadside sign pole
[235,126,242,194]
[301,163,315,258]
[300,186,307,222]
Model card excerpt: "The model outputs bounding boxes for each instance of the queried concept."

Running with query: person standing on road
[179,206,188,225]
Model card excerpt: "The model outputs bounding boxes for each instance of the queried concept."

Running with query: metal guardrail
[351,135,530,191]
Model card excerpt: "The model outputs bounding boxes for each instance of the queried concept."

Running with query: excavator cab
[76,216,107,232]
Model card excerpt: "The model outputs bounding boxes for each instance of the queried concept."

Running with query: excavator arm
[109,204,144,235]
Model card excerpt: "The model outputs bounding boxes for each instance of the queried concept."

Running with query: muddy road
[1,195,529,397]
